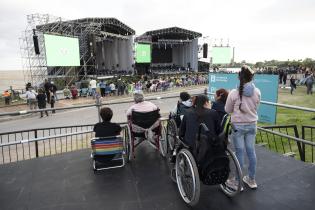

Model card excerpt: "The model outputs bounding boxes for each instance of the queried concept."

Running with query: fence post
[96,96,101,123]
[294,125,305,161]
[34,129,39,158]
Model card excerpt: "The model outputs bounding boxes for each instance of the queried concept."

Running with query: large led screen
[212,47,232,64]
[135,44,151,63]
[44,34,80,66]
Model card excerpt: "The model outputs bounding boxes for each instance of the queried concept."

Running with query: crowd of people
[65,74,208,99]
[95,65,260,190]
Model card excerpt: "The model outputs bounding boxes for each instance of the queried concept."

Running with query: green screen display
[212,47,232,64]
[135,44,151,63]
[44,34,80,66]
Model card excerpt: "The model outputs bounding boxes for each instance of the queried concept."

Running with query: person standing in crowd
[89,78,97,98]
[50,81,58,101]
[2,90,11,105]
[25,87,37,110]
[278,69,283,85]
[44,79,51,104]
[282,70,288,86]
[211,88,229,124]
[99,80,106,97]
[50,91,56,114]
[36,88,49,118]
[110,82,116,96]
[289,75,297,95]
[305,73,314,95]
[225,65,261,189]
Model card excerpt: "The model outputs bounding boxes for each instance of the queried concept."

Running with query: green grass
[257,86,315,162]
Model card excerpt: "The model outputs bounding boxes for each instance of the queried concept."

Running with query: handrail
[0,130,93,147]
[260,101,315,113]
[0,119,171,147]
[257,127,315,147]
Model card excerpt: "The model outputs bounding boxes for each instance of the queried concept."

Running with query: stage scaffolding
[19,14,135,87]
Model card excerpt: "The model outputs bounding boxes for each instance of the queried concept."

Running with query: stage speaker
[203,43,208,58]
[33,35,40,55]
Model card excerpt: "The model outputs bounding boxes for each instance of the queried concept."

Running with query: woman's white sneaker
[243,175,257,189]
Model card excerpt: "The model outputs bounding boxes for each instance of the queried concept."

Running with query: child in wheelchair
[93,107,122,163]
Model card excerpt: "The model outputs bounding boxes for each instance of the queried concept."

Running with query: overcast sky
[0,0,314,70]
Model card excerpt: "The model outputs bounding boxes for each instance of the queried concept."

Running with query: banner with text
[209,73,278,124]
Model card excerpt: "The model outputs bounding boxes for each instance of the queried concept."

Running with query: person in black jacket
[44,79,51,104]
[94,107,122,137]
[93,107,122,162]
[36,88,48,118]
[179,95,221,148]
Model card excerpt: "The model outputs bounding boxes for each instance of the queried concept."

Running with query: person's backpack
[194,128,230,185]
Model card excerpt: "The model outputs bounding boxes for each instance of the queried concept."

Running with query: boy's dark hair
[180,92,190,101]
[100,107,113,122]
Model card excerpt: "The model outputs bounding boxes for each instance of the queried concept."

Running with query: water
[0,70,26,92]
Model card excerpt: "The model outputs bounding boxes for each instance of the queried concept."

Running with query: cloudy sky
[0,0,314,70]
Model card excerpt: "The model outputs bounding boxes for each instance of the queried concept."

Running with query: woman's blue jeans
[232,124,257,180]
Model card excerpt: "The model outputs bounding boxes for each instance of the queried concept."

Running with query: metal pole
[96,96,101,123]
[34,130,39,158]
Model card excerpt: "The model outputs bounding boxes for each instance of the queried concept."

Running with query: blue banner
[209,73,278,124]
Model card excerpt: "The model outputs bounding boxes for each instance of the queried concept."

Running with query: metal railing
[0,124,95,164]
[302,125,315,162]
[257,125,315,163]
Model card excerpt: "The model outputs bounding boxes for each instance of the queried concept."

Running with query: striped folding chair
[91,136,125,171]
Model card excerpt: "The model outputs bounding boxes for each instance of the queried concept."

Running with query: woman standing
[225,65,261,189]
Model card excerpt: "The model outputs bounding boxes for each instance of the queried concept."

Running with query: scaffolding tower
[19,14,136,87]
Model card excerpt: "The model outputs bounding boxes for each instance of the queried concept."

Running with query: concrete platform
[0,143,314,210]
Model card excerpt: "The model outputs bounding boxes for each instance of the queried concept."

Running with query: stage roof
[37,17,135,36]
[144,27,202,40]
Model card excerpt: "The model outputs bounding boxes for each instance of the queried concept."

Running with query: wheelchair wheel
[220,147,243,197]
[159,126,168,157]
[175,148,200,207]
[166,118,178,151]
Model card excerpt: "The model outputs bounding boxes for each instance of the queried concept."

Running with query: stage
[0,143,314,210]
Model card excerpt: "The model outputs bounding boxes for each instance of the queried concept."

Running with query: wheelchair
[90,126,131,171]
[166,102,190,152]
[127,109,167,159]
[168,116,243,206]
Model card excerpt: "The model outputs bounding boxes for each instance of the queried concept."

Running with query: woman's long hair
[193,94,209,122]
[239,65,254,112]
[215,88,229,103]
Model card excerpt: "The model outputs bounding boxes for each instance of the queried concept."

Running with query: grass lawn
[257,85,315,162]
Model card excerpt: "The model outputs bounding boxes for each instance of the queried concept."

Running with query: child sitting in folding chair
[91,107,122,171]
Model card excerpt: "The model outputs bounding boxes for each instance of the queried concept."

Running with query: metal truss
[20,14,135,87]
